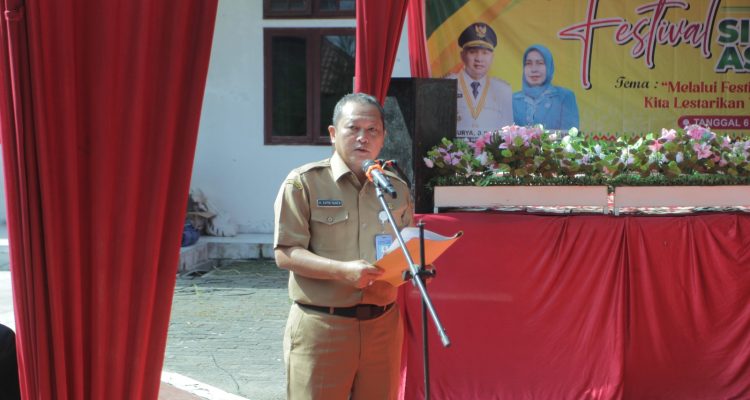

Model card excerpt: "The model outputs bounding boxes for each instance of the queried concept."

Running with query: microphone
[362,159,397,198]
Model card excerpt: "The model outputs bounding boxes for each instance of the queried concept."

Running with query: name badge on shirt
[375,234,393,260]
[317,199,342,207]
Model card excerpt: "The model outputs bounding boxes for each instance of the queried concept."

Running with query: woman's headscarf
[521,44,555,99]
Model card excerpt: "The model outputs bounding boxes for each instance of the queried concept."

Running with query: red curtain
[0,1,218,398]
[402,212,750,399]
[354,0,408,104]
[407,0,430,78]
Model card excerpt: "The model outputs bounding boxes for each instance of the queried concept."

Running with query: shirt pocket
[309,208,350,252]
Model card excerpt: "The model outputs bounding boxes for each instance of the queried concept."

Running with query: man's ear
[328,125,336,143]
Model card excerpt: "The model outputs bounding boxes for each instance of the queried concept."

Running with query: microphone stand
[373,185,450,400]
[417,221,432,400]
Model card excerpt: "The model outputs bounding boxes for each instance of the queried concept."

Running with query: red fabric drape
[355,0,408,104]
[0,1,218,399]
[401,212,750,399]
[407,0,430,78]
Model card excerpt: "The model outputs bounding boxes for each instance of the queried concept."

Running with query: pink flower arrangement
[693,142,713,159]
[660,128,677,141]
[423,124,750,181]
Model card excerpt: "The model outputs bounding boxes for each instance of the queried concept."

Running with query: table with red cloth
[398,212,750,400]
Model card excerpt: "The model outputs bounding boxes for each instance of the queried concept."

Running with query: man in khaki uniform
[274,93,414,399]
[446,22,513,143]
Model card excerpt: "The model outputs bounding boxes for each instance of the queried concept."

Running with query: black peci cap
[458,22,497,51]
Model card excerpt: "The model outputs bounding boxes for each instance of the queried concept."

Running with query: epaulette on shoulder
[295,158,331,175]
[383,168,408,185]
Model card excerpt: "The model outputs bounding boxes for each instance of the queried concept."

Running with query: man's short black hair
[331,93,385,127]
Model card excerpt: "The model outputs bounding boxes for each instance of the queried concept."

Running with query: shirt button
[327,217,333,223]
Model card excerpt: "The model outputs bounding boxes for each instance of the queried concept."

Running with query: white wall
[190,0,412,233]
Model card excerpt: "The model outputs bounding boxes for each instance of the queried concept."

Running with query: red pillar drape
[407,0,430,78]
[354,0,408,104]
[0,1,218,398]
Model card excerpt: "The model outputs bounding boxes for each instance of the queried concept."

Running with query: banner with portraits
[426,0,750,139]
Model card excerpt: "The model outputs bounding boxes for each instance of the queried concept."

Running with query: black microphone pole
[370,184,450,400]
[418,221,431,400]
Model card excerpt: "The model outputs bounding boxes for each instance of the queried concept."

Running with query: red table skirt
[399,212,750,400]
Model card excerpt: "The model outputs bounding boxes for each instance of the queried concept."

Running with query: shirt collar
[462,68,485,85]
[331,151,355,182]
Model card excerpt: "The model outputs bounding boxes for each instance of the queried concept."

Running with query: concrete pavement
[164,259,288,400]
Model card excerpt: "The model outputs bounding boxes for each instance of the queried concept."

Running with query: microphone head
[361,159,397,198]
[361,159,378,173]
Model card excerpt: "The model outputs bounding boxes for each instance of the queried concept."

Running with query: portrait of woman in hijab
[512,44,579,131]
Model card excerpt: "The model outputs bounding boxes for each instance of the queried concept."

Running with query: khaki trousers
[284,303,403,400]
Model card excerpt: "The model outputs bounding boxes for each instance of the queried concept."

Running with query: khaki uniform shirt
[447,68,513,142]
[274,152,414,307]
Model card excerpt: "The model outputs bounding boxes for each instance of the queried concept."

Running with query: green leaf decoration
[422,125,750,189]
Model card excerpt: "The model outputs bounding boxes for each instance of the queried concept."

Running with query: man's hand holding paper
[375,227,462,286]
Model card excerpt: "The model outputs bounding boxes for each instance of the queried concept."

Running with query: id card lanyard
[375,210,393,260]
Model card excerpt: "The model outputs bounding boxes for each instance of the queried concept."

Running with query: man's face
[328,101,385,180]
[460,47,494,80]
[524,50,547,86]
